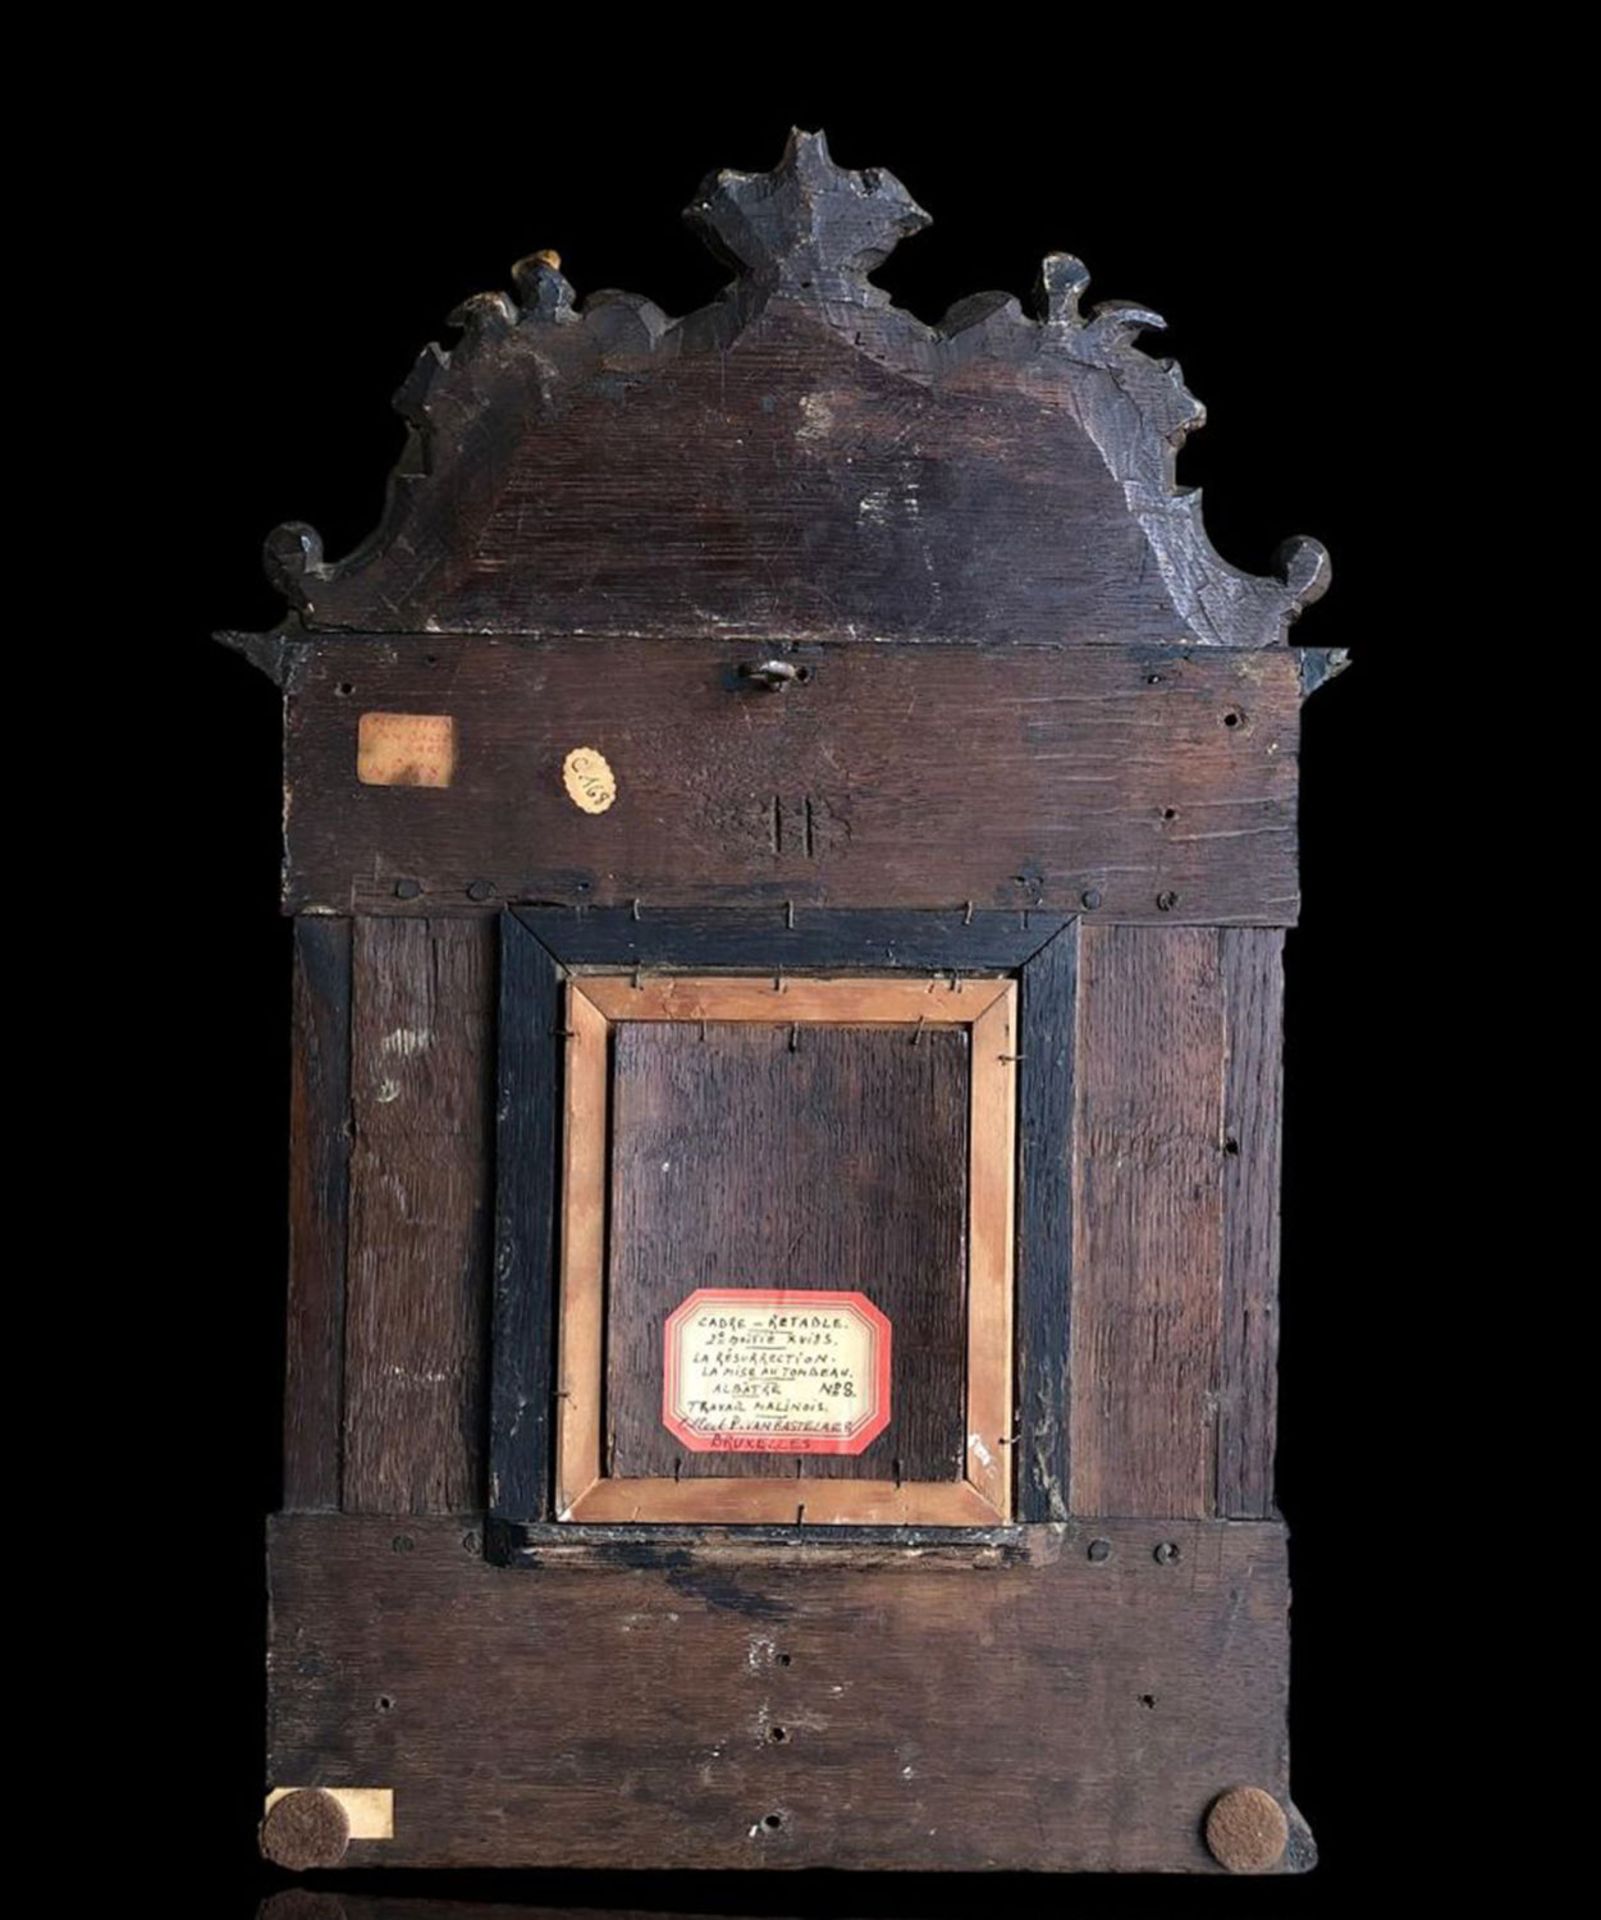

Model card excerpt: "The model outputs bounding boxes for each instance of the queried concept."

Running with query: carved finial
[684,126,929,300]
[263,521,324,607]
[1035,253,1092,326]
[511,250,578,322]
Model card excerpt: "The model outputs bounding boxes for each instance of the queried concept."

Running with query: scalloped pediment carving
[256,128,1328,651]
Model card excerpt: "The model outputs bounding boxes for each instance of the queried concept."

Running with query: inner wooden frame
[554,974,1017,1526]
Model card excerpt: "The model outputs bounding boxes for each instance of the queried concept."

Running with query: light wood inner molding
[554,974,1018,1525]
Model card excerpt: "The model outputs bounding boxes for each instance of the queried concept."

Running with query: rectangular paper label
[662,1287,891,1455]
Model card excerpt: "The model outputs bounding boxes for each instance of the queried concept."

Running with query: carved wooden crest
[229,127,1333,671]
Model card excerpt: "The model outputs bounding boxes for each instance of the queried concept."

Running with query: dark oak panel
[285,919,350,1512]
[607,1022,969,1484]
[283,638,1303,924]
[267,1512,1303,1873]
[343,919,494,1513]
[1069,925,1227,1517]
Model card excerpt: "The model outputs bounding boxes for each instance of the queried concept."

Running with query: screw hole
[1154,1541,1182,1566]
[769,1726,790,1744]
[776,1651,793,1667]
[1087,1538,1112,1563]
[377,1695,395,1713]
[763,1812,784,1830]
[336,682,355,696]
[1222,708,1243,729]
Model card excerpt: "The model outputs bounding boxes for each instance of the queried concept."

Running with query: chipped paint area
[797,393,834,441]
[381,1026,431,1057]
[968,1430,996,1471]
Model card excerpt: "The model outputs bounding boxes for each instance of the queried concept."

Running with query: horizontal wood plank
[267,1511,1300,1873]
[283,639,1302,923]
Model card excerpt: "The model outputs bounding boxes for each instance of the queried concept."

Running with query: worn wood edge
[1015,920,1077,1521]
[517,905,1072,973]
[578,973,1011,1024]
[484,1513,1052,1568]
[553,984,608,1515]
[565,1476,1002,1528]
[966,987,1016,1517]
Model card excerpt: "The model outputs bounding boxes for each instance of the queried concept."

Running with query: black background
[119,60,1457,1917]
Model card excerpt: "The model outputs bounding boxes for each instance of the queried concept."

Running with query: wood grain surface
[605,1021,969,1485]
[342,919,494,1513]
[267,1511,1301,1873]
[282,638,1302,924]
[284,919,351,1511]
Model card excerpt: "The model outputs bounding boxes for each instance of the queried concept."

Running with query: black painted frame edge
[486,907,1079,1559]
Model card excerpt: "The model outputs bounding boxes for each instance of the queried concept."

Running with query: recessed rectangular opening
[553,974,1017,1525]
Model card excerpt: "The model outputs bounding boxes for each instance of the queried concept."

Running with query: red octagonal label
[662,1287,893,1456]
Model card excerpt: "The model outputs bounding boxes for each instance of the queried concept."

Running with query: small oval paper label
[562,746,616,814]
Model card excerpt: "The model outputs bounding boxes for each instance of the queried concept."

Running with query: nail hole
[1222,708,1243,728]
[391,1535,415,1553]
[763,1812,784,1829]
[769,1726,790,1744]
[776,1651,793,1668]
[377,1695,395,1713]
[1147,673,1164,686]
[1138,1693,1156,1710]
[423,653,439,665]
[1223,1136,1241,1156]
[795,664,813,683]
[1161,806,1178,821]
[336,681,355,696]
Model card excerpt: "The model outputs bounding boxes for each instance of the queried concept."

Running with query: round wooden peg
[260,1788,351,1870]
[1204,1785,1289,1873]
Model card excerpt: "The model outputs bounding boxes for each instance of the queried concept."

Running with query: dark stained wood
[489,915,562,1525]
[283,638,1303,924]
[284,918,350,1511]
[607,1022,969,1484]
[267,1511,1303,1873]
[343,919,494,1513]
[1015,920,1078,1521]
[235,132,1326,655]
[260,1900,791,1920]
[1217,929,1286,1517]
[518,904,1068,974]
[1069,926,1226,1517]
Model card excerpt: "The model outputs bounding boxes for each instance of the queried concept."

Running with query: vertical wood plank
[1217,928,1286,1517]
[489,915,562,1524]
[284,917,351,1511]
[344,917,494,1513]
[1016,919,1077,1521]
[1069,925,1225,1517]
